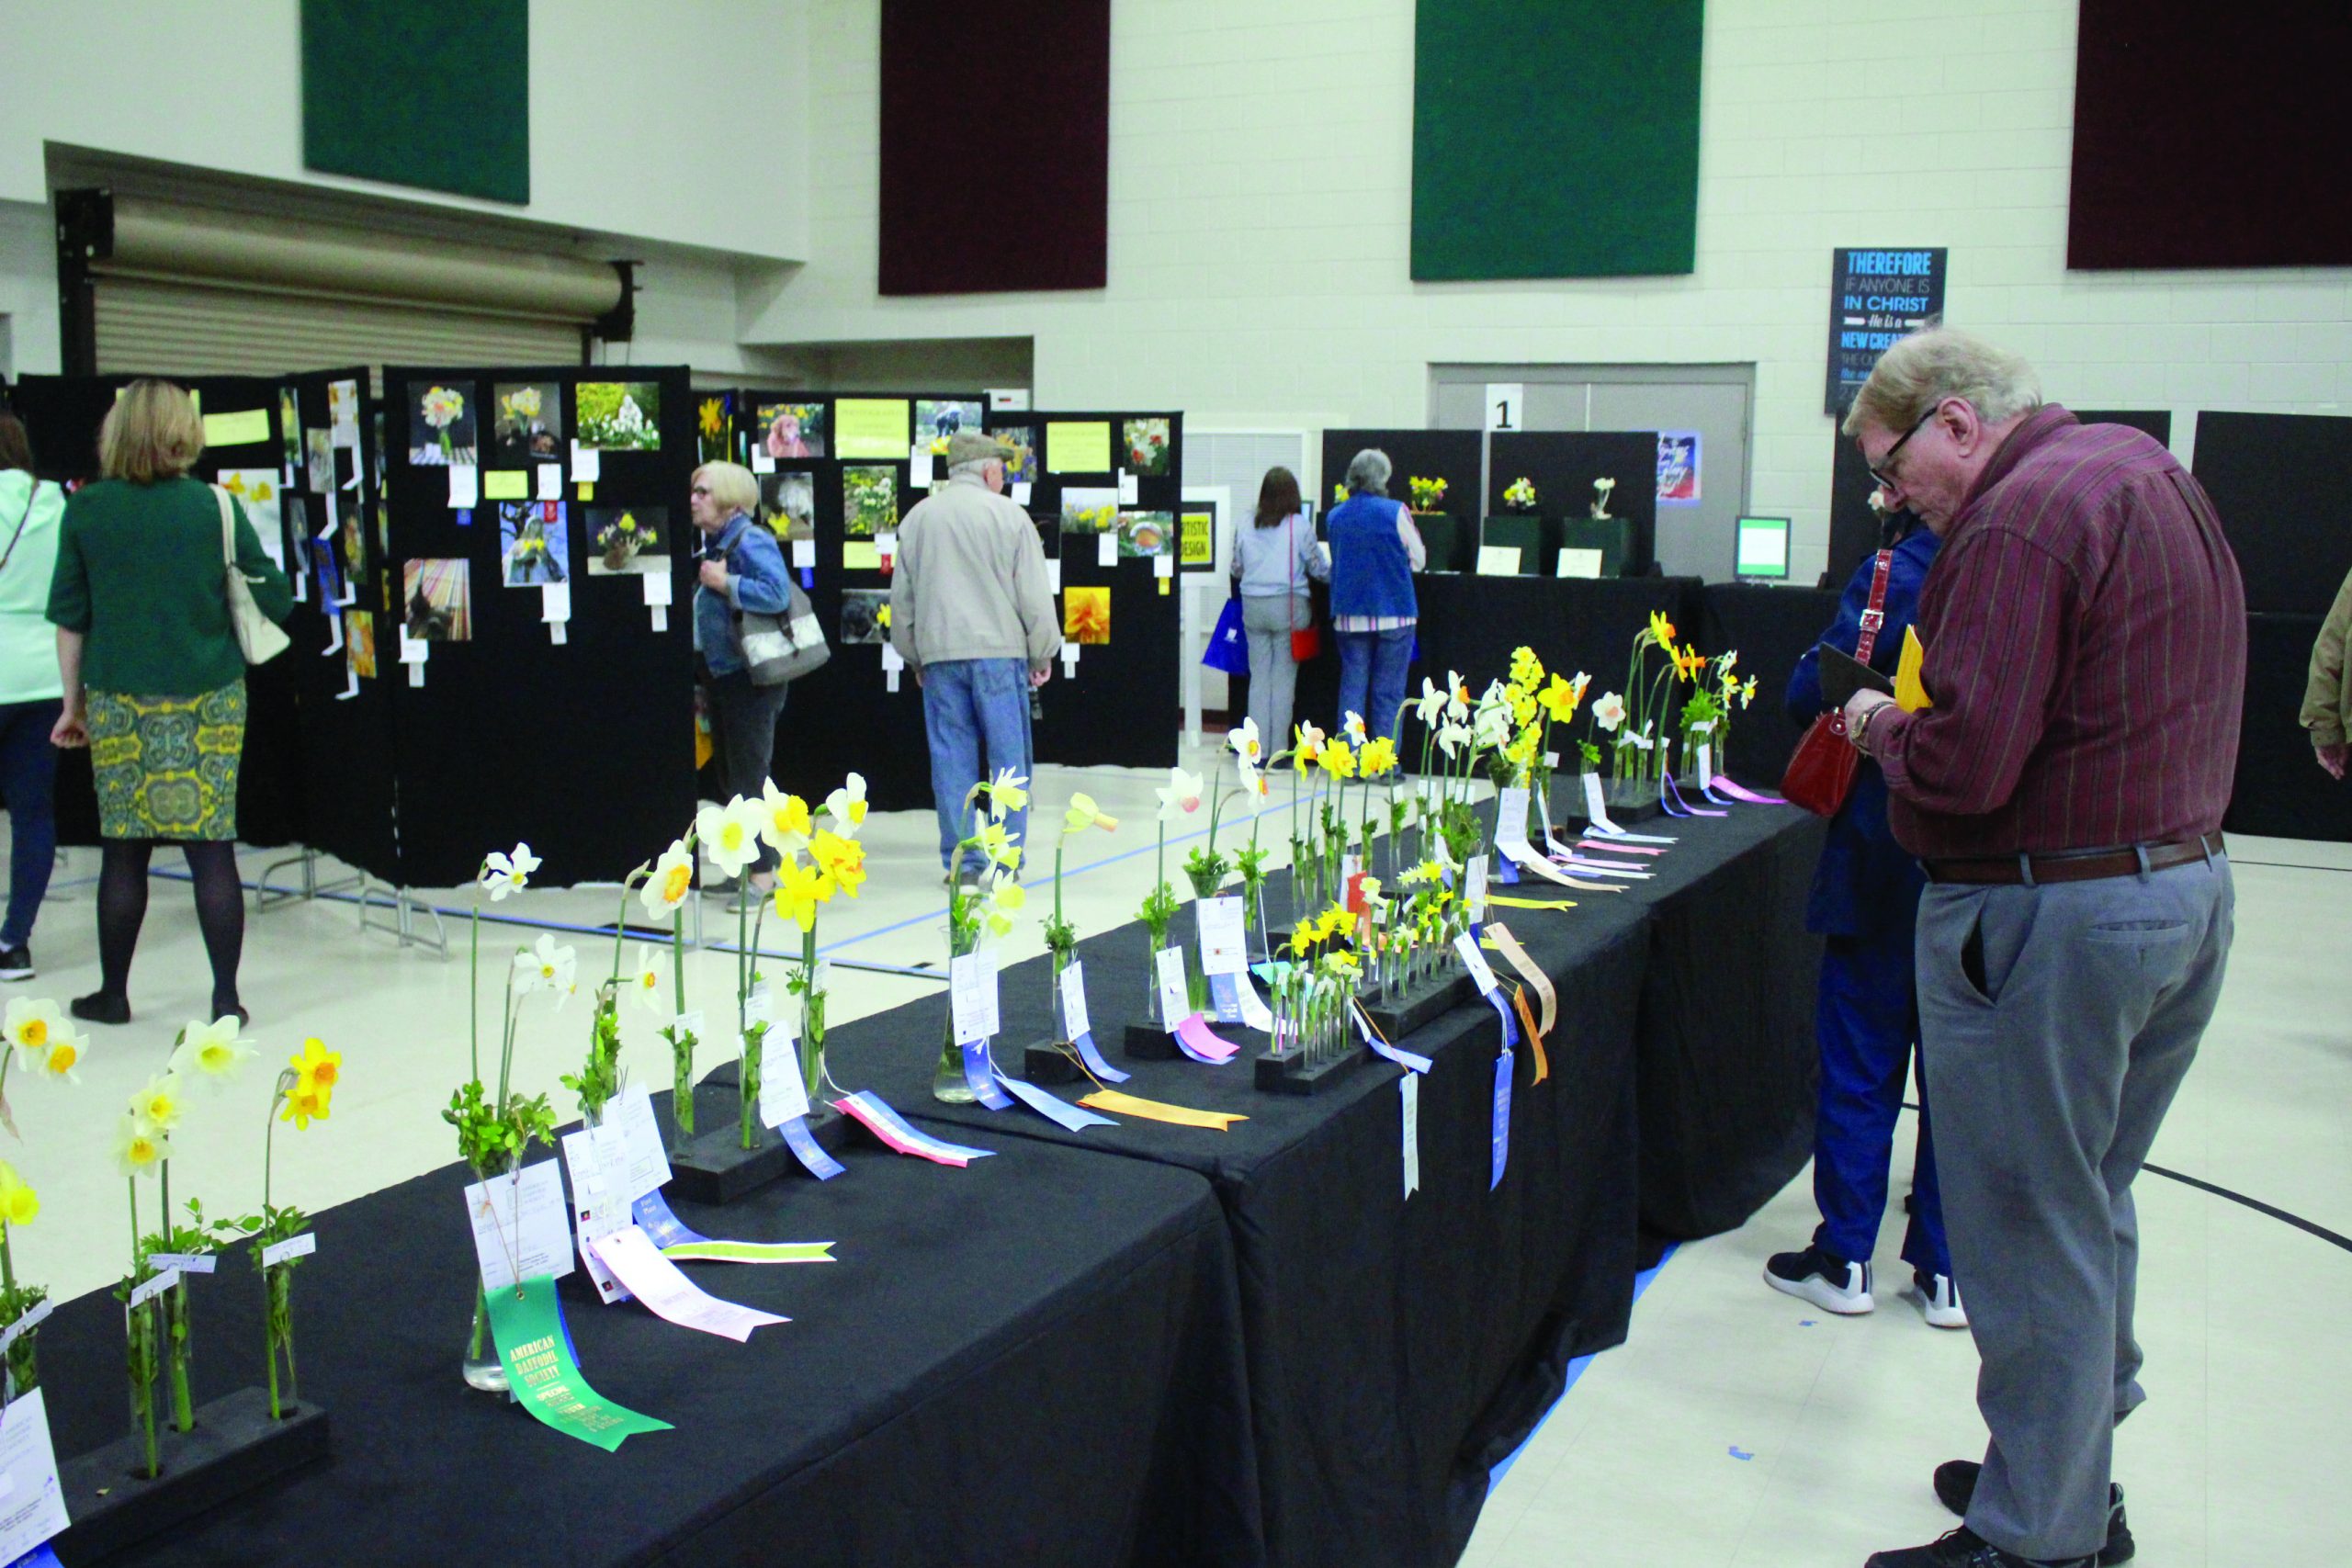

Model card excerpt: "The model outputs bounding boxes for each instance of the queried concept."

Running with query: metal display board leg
[355,875,451,958]
[255,847,362,912]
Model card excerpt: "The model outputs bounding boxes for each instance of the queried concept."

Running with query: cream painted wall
[750,0,2352,582]
[0,0,809,263]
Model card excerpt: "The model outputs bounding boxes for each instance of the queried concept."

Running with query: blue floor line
[1486,1242,1680,1493]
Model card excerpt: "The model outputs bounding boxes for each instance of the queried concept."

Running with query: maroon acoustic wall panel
[878,0,1110,295]
[2069,0,2352,269]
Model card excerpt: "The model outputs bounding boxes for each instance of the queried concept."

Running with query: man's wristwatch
[1852,702,1885,755]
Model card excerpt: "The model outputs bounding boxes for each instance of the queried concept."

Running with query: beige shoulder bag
[213,485,290,664]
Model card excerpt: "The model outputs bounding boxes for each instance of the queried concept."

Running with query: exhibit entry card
[1557,547,1604,580]
[465,1159,576,1292]
[1476,544,1524,576]
[482,468,527,501]
[1046,421,1113,474]
[200,408,271,448]
[587,1225,787,1343]
[485,1274,672,1451]
[835,399,911,460]
[0,1387,69,1562]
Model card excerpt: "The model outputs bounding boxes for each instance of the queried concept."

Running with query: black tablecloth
[55,1127,1261,1567]
[1698,582,1842,787]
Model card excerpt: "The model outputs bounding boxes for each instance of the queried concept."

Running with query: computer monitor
[1734,515,1792,581]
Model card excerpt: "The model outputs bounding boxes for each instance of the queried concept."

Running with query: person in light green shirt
[0,412,66,981]
[44,379,292,1027]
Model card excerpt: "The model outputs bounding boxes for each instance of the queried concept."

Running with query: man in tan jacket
[2300,568,2352,779]
[889,429,1060,879]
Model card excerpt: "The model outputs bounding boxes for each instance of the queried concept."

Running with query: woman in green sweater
[46,379,292,1026]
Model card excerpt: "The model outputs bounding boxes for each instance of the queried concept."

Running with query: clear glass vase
[126,1293,161,1478]
[933,933,978,1102]
[463,1281,508,1395]
[1141,922,1170,1027]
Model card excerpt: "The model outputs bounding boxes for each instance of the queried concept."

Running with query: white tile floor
[5,765,2344,1566]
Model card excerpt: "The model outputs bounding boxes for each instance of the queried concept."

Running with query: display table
[47,1132,1262,1568]
[1698,582,1841,785]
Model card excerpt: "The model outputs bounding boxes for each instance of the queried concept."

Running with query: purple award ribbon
[1069,1030,1131,1083]
[631,1190,710,1249]
[832,1091,998,1165]
[1661,772,1728,818]
[779,1115,846,1179]
[1710,775,1787,805]
[962,1042,1016,1110]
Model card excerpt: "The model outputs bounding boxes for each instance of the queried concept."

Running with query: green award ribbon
[485,1274,673,1451]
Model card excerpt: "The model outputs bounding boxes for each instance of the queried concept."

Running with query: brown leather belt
[1923,831,2223,886]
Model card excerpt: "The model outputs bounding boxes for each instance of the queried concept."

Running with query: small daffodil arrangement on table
[1138,766,1201,1027]
[1043,791,1119,1039]
[1226,719,1279,962]
[0,997,86,1398]
[1503,476,1539,513]
[771,774,868,1133]
[935,772,1027,1101]
[638,831,703,1143]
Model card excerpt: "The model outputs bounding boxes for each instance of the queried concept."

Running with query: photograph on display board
[842,465,899,537]
[757,401,826,459]
[1063,585,1110,645]
[346,610,377,680]
[313,535,346,605]
[1059,487,1120,535]
[404,558,472,641]
[371,411,387,492]
[994,424,1039,486]
[491,383,565,464]
[328,378,361,446]
[695,392,734,463]
[407,382,476,467]
[1657,431,1701,505]
[216,470,283,569]
[914,399,984,454]
[839,588,891,646]
[341,502,367,581]
[1118,510,1174,558]
[758,471,816,541]
[305,428,335,493]
[499,501,571,586]
[1123,416,1172,476]
[586,506,668,575]
[285,500,310,579]
[575,381,662,452]
[277,389,300,473]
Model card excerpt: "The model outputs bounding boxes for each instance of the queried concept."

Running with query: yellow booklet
[1894,625,1933,711]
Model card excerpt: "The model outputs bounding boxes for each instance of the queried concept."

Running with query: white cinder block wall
[752,0,2352,583]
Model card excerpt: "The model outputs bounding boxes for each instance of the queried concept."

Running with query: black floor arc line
[1903,1101,2351,1254]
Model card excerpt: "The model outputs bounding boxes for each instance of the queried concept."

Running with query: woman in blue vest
[1767,500,1959,1330]
[1326,448,1424,742]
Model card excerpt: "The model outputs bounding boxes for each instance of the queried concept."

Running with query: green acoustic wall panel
[1412,0,1702,281]
[301,0,530,205]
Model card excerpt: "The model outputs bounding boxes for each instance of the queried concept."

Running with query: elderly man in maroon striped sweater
[1840,330,2245,1568]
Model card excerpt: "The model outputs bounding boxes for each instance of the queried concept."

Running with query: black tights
[96,840,243,1015]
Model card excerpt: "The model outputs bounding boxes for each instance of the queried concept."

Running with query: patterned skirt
[87,681,246,841]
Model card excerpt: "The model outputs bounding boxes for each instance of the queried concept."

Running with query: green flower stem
[799,926,824,1100]
[166,1279,193,1432]
[670,909,693,1141]
[469,891,481,1082]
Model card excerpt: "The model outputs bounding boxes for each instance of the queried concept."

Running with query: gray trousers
[1916,852,2233,1562]
[1241,592,1307,750]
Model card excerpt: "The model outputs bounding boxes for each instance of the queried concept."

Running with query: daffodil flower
[1591,692,1627,732]
[1342,711,1367,744]
[290,1039,342,1109]
[480,842,540,901]
[514,933,578,1000]
[1227,716,1263,764]
[1413,679,1447,727]
[130,1073,186,1135]
[1157,766,1205,822]
[983,871,1026,938]
[1538,671,1584,724]
[1359,737,1398,777]
[984,768,1029,821]
[1509,646,1544,689]
[1061,793,1118,835]
[628,943,666,1012]
[1317,739,1357,779]
[279,1084,329,1130]
[0,1163,38,1227]
[115,1113,169,1179]
[1646,610,1678,649]
[759,781,814,855]
[640,839,696,918]
[3,997,73,1062]
[771,858,834,931]
[1445,672,1471,723]
[696,796,767,878]
[811,829,868,897]
[976,819,1023,872]
[1436,721,1470,758]
[169,1016,255,1086]
[34,1036,81,1084]
[823,773,870,837]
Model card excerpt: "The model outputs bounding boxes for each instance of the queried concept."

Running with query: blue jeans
[922,659,1033,873]
[1812,924,1950,1279]
[0,700,61,948]
[1337,626,1413,743]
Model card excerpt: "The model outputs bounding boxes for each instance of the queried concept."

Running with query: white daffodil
[978,818,1024,873]
[696,796,766,878]
[628,943,667,1014]
[1342,710,1367,743]
[130,1073,187,1135]
[1435,721,1471,758]
[1472,682,1514,749]
[1156,766,1205,824]
[480,843,540,901]
[1227,716,1263,765]
[758,780,814,855]
[1444,671,1471,724]
[3,997,72,1061]
[640,839,696,919]
[115,1113,169,1179]
[985,768,1029,821]
[1591,692,1627,732]
[1412,679,1447,727]
[513,932,578,1001]
[169,1016,255,1087]
[822,773,870,838]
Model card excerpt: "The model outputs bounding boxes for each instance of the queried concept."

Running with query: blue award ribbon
[1207,971,1243,1023]
[841,1091,999,1162]
[1490,1045,1514,1190]
[992,1070,1118,1131]
[779,1115,846,1179]
[630,1190,709,1250]
[962,1042,1015,1110]
[1070,1030,1130,1083]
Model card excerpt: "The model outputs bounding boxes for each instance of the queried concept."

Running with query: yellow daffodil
[986,768,1029,819]
[976,818,1023,873]
[0,1164,37,1227]
[279,1084,329,1131]
[292,1038,342,1100]
[1359,737,1399,777]
[1509,646,1544,689]
[1646,610,1677,649]
[3,998,73,1063]
[36,1037,81,1084]
[1317,739,1357,780]
[1291,919,1322,955]
[758,780,815,855]
[479,842,539,901]
[696,796,767,878]
[771,857,834,931]
[823,773,870,838]
[114,1113,169,1179]
[169,1016,255,1086]
[697,397,725,438]
[1674,645,1708,681]
[640,838,696,919]
[1061,793,1118,834]
[1510,688,1538,727]
[1739,675,1757,706]
[1292,724,1325,772]
[629,943,667,1013]
[811,829,867,897]
[514,932,578,999]
[1538,671,1584,723]
[983,871,1026,938]
[130,1073,187,1135]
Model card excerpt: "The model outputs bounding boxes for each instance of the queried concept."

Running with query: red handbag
[1781,547,1894,818]
[1287,515,1321,661]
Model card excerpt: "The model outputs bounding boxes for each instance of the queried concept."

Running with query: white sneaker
[1910,1272,1968,1330]
[1763,1245,1874,1314]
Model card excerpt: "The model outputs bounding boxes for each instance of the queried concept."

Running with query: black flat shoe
[70,991,131,1026]
[1932,1462,2132,1565]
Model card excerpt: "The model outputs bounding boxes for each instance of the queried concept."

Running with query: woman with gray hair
[1326,447,1424,742]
